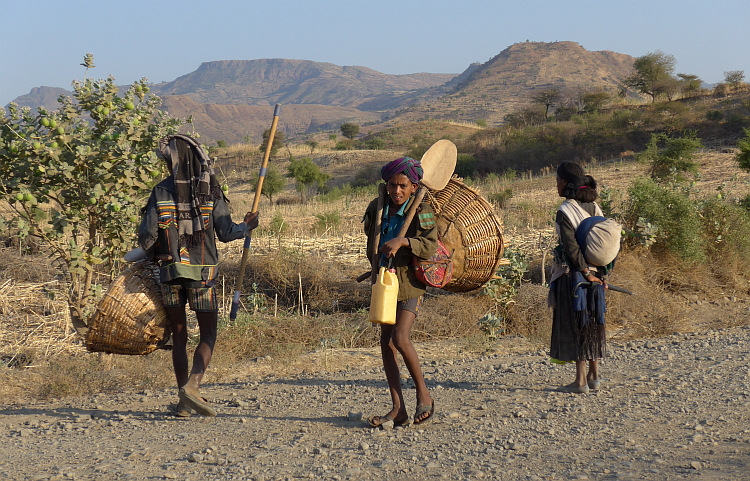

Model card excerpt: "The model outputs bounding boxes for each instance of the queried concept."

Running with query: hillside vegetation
[2,49,750,404]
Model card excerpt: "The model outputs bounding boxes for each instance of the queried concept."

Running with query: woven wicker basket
[426,177,505,292]
[86,260,170,355]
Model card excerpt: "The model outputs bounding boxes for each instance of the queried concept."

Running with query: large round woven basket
[426,177,505,292]
[86,260,170,355]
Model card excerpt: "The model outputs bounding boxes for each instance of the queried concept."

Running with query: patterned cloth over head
[381,157,423,184]
[156,135,217,247]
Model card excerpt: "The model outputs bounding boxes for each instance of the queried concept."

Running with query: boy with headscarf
[362,156,439,427]
[138,134,259,416]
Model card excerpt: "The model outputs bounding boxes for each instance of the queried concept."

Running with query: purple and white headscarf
[381,157,423,184]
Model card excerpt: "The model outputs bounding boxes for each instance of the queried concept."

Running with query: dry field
[1,146,749,404]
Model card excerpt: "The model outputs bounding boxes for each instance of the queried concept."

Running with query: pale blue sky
[1,0,748,105]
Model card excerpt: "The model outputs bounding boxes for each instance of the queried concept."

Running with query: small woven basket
[426,177,505,292]
[86,260,170,355]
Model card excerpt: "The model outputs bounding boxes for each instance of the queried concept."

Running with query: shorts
[396,296,423,317]
[161,279,218,313]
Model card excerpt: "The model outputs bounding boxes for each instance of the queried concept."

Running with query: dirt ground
[1,324,749,481]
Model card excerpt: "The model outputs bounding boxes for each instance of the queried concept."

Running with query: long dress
[549,200,607,362]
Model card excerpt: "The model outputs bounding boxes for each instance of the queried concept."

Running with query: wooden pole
[229,104,280,320]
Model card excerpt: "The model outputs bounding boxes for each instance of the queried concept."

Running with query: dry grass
[2,149,750,404]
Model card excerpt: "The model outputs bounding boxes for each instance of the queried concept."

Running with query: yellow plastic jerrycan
[369,266,399,325]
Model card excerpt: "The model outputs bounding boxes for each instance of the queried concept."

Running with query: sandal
[173,399,192,418]
[413,400,435,425]
[367,412,410,428]
[178,387,217,417]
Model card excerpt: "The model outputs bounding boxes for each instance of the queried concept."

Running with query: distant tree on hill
[340,122,360,139]
[624,51,676,103]
[677,74,702,98]
[305,140,318,153]
[286,157,329,202]
[724,70,745,91]
[530,89,561,119]
[259,128,286,156]
[582,91,611,112]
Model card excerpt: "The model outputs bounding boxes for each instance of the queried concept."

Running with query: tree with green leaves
[724,70,745,91]
[530,89,561,119]
[251,164,286,204]
[624,51,677,103]
[735,128,750,172]
[582,91,611,112]
[0,54,187,334]
[340,122,360,139]
[639,132,702,181]
[259,128,285,156]
[304,140,318,153]
[677,73,703,98]
[286,157,329,202]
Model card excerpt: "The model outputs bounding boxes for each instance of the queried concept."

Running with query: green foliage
[313,211,341,234]
[724,70,745,90]
[735,128,750,172]
[286,157,330,201]
[700,198,750,263]
[334,140,352,151]
[216,139,227,148]
[624,177,704,261]
[706,110,724,122]
[268,212,288,235]
[477,313,505,341]
[455,153,477,178]
[640,132,701,181]
[251,164,286,204]
[624,51,677,102]
[304,140,318,153]
[0,54,186,329]
[481,247,528,308]
[475,119,488,127]
[259,129,285,156]
[488,188,514,208]
[363,136,386,150]
[340,122,360,140]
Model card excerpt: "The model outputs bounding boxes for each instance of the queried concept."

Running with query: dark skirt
[549,271,606,362]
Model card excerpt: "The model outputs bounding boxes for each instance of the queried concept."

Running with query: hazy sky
[2,0,748,106]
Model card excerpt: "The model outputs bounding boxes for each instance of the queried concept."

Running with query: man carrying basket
[137,135,259,416]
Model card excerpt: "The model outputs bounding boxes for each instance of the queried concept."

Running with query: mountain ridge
[8,41,636,143]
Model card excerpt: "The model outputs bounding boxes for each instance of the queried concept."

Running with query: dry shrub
[0,350,174,402]
[506,283,552,346]
[0,247,59,283]
[416,291,493,340]
[237,249,371,313]
[604,249,697,338]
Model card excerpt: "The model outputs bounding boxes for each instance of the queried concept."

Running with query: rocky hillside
[8,42,637,143]
[151,59,456,110]
[393,41,635,124]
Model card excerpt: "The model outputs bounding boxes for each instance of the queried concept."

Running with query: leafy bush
[736,128,750,172]
[455,153,477,178]
[313,211,341,234]
[624,177,704,261]
[639,132,701,181]
[0,54,185,332]
[488,188,514,208]
[706,110,724,122]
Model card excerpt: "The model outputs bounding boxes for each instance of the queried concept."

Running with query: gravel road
[1,326,749,481]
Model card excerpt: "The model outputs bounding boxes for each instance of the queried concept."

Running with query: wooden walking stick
[229,104,280,321]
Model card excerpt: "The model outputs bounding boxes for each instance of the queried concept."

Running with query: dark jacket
[363,196,438,301]
[138,177,249,283]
